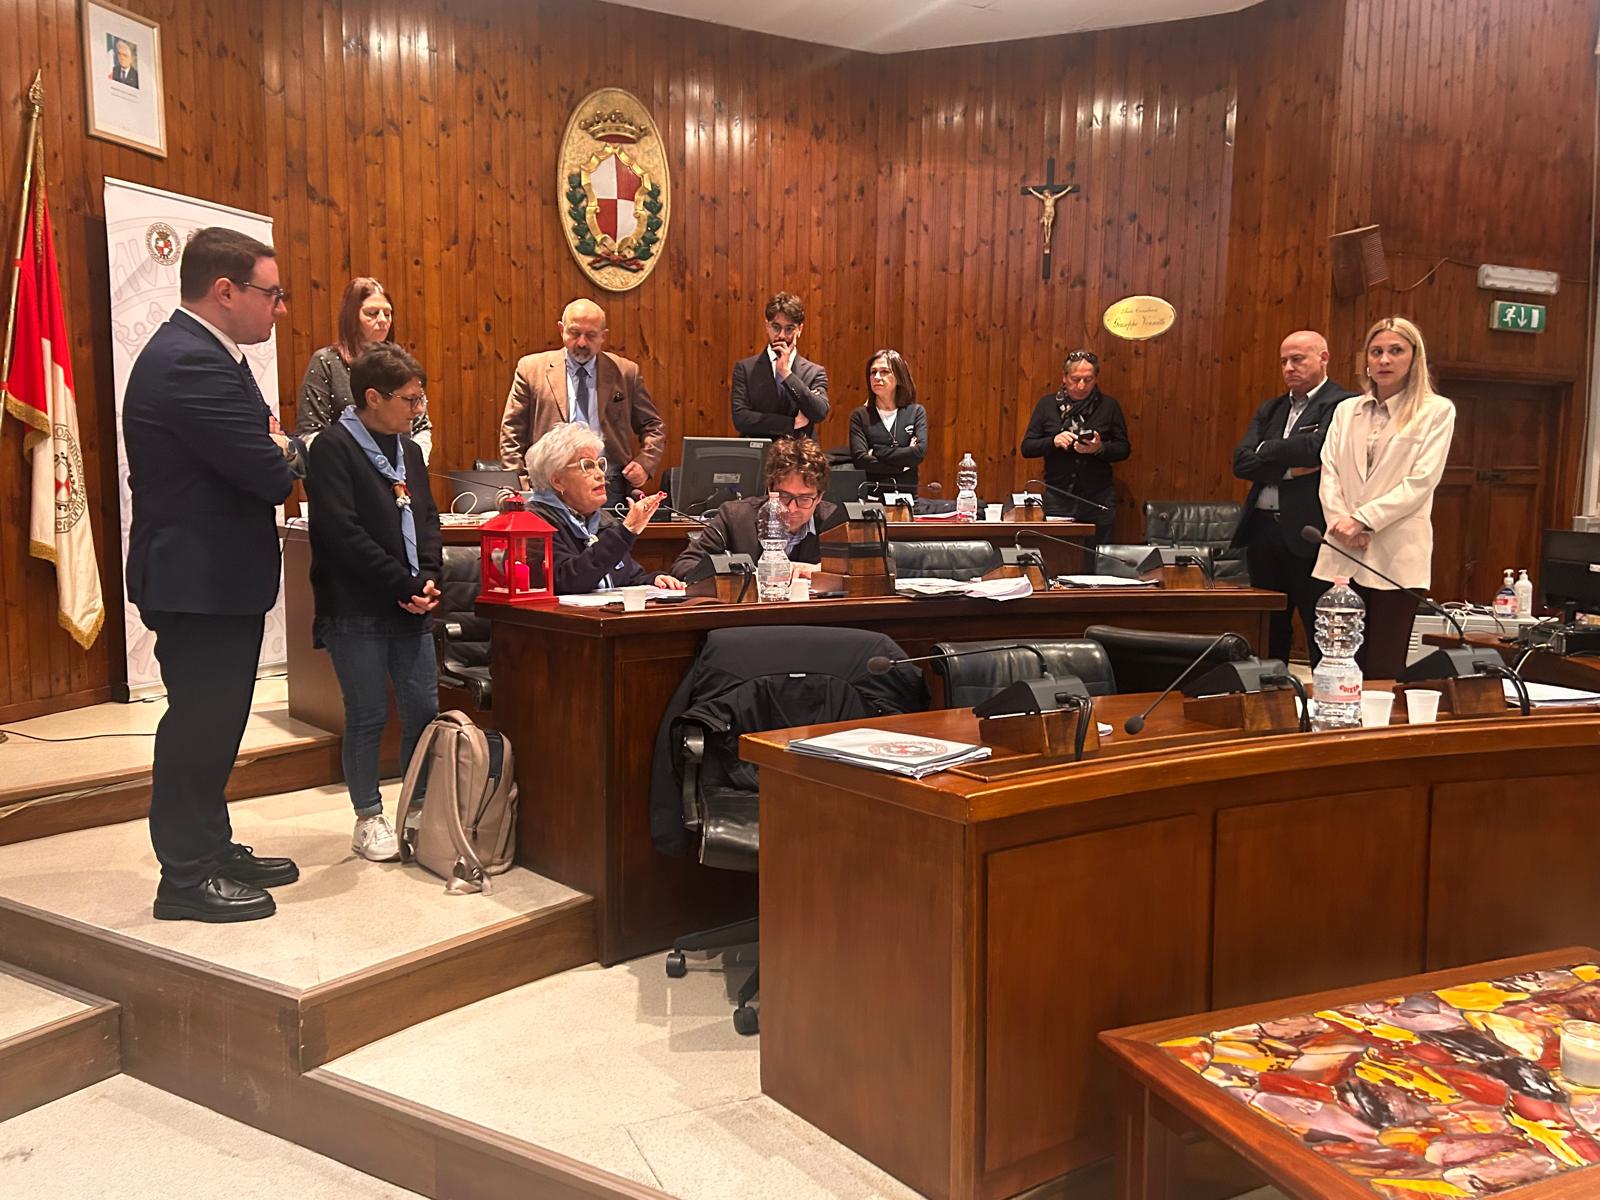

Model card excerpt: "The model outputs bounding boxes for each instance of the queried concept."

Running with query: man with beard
[730,292,830,440]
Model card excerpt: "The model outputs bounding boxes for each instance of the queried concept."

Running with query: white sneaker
[352,813,401,862]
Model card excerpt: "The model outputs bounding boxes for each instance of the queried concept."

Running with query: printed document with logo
[786,727,991,778]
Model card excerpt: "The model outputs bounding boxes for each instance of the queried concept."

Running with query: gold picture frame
[82,0,167,157]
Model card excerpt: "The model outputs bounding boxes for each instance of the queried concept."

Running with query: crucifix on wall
[1020,157,1080,281]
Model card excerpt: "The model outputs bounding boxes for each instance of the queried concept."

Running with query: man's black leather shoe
[152,875,276,923]
[217,844,300,888]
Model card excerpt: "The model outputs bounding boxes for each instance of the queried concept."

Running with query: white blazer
[1314,391,1456,590]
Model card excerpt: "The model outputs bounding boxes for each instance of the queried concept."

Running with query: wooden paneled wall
[1,0,1594,716]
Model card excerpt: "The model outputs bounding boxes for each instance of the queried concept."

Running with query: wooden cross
[1020,157,1079,281]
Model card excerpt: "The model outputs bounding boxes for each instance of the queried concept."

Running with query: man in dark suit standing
[1230,330,1358,665]
[124,227,303,923]
[499,298,665,507]
[730,292,830,440]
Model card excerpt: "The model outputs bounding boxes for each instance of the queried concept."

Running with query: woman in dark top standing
[306,344,442,863]
[1020,348,1131,542]
[848,348,928,493]
[297,277,432,462]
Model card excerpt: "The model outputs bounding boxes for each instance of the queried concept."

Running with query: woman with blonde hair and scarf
[1314,316,1456,677]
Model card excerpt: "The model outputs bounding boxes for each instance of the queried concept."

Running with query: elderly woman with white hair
[525,423,686,594]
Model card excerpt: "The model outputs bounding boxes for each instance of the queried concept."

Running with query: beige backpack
[395,711,518,894]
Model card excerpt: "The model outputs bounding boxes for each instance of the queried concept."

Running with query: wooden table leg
[1116,1073,1183,1200]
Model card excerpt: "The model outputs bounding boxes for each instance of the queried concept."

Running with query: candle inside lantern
[1561,1020,1600,1087]
[511,561,531,590]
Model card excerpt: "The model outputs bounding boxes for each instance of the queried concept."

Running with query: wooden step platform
[0,963,119,1122]
[0,782,658,1199]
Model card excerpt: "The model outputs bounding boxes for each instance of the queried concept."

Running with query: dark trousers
[1351,582,1422,680]
[145,610,264,887]
[1241,511,1331,665]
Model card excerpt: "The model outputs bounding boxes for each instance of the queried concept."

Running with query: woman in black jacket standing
[306,344,441,863]
[1019,349,1131,541]
[848,349,928,493]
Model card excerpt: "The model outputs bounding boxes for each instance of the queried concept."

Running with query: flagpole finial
[27,71,43,111]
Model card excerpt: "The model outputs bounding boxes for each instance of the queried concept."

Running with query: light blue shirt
[783,515,816,556]
[566,355,599,433]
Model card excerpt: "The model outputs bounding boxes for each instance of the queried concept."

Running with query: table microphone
[867,643,1050,676]
[1299,526,1466,644]
[1122,632,1249,735]
[1027,480,1111,514]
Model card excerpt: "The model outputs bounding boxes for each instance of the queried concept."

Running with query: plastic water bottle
[756,492,792,602]
[1514,569,1534,619]
[1493,569,1517,620]
[956,452,979,521]
[1311,578,1364,730]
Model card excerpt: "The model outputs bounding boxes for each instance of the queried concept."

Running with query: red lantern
[477,510,557,606]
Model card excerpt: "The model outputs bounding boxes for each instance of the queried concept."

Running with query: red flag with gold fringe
[2,118,105,650]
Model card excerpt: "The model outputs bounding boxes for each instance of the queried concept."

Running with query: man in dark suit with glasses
[124,227,304,923]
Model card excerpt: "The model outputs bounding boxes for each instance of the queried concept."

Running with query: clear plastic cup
[1360,690,1395,727]
[1563,1020,1600,1087]
[984,504,1004,522]
[1404,689,1441,724]
[787,575,811,602]
[619,585,649,612]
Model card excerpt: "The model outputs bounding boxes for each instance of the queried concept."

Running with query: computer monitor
[1539,528,1600,617]
[672,437,770,517]
[445,469,521,515]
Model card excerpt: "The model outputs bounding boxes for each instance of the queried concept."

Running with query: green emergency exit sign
[1491,301,1546,333]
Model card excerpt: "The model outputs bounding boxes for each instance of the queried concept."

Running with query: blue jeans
[320,621,439,816]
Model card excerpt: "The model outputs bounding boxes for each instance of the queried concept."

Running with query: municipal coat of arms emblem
[558,88,670,292]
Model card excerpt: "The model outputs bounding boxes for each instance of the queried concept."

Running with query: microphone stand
[1123,632,1245,734]
[1013,528,1099,583]
[1021,477,1111,515]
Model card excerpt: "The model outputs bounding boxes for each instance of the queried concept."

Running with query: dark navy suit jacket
[1230,378,1360,558]
[124,309,300,615]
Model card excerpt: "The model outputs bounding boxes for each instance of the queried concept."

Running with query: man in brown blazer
[499,298,666,506]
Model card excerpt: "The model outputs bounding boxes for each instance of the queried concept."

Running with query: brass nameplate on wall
[558,88,671,293]
[1102,295,1175,341]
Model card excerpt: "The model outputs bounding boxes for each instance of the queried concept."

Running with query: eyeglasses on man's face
[776,490,819,509]
[383,389,427,412]
[564,456,608,475]
[767,320,800,338]
[234,279,290,305]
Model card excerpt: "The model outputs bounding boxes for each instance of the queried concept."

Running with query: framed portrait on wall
[82,0,166,157]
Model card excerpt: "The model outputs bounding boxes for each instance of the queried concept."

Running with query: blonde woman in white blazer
[1314,317,1456,677]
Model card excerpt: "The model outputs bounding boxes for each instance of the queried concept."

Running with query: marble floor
[0,966,88,1042]
[0,781,582,990]
[326,950,921,1199]
[0,1076,421,1199]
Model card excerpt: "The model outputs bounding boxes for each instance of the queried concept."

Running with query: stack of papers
[557,586,686,608]
[894,576,1034,601]
[786,728,991,778]
[1056,574,1159,588]
[1504,680,1600,708]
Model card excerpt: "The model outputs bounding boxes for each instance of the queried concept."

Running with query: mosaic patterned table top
[1160,964,1600,1197]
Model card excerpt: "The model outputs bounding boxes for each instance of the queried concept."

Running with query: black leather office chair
[1083,624,1252,695]
[651,626,928,1034]
[888,539,1001,581]
[435,546,492,710]
[931,639,1116,709]
[1144,501,1248,582]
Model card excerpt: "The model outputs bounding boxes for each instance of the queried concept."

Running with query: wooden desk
[485,586,1282,967]
[1423,629,1600,690]
[1101,946,1600,1200]
[629,518,1097,578]
[740,701,1600,1200]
